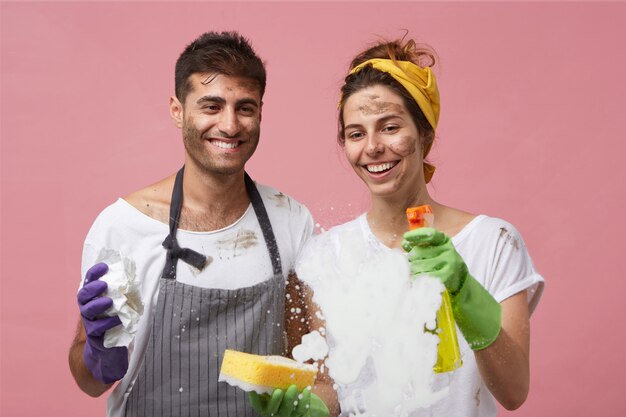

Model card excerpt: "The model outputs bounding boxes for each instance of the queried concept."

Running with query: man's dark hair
[175,31,266,103]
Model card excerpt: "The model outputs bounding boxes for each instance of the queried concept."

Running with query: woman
[297,37,544,416]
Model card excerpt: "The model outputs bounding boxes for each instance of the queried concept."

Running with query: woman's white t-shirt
[304,214,544,417]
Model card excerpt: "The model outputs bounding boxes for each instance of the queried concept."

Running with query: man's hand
[249,385,329,417]
[403,228,502,350]
[78,263,128,384]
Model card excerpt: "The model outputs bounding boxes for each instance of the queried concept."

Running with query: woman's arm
[475,291,530,410]
[404,227,535,410]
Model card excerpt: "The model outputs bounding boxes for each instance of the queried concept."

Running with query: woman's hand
[402,227,502,350]
[402,227,467,294]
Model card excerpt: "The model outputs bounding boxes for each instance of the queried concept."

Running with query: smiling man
[68,32,318,416]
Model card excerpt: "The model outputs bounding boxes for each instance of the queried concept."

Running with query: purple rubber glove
[78,262,128,384]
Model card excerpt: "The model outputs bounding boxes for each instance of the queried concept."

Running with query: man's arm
[69,263,129,396]
[283,272,340,416]
[300,278,340,417]
[68,319,114,397]
[284,272,310,357]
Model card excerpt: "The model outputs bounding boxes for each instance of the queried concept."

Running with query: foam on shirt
[294,228,449,415]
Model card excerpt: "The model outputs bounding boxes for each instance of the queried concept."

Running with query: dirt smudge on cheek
[389,135,418,157]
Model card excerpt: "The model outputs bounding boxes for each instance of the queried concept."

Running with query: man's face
[171,73,262,177]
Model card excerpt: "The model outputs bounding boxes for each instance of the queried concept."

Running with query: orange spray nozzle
[406,205,433,230]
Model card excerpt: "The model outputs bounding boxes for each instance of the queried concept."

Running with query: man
[68,31,326,417]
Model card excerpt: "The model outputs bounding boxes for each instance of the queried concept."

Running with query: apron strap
[161,167,207,279]
[245,173,283,276]
[161,167,282,279]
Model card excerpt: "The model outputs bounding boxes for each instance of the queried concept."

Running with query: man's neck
[123,163,253,232]
[183,164,247,205]
[178,163,251,231]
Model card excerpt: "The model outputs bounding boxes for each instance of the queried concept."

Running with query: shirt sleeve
[482,219,545,315]
[289,201,315,263]
[79,202,118,291]
[297,208,315,257]
[79,242,100,291]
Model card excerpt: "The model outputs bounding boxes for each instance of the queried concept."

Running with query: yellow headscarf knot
[345,58,440,184]
[423,162,436,184]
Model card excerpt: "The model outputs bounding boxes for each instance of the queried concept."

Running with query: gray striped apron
[124,167,285,416]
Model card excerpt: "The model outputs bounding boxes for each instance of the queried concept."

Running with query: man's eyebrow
[236,98,259,107]
[196,96,226,105]
[195,96,259,107]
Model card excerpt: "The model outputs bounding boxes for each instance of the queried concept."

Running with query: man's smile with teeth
[365,161,398,173]
[209,139,240,149]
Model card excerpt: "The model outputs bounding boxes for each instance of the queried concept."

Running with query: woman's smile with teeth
[366,161,398,173]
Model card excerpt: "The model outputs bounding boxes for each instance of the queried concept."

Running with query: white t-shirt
[309,214,544,417]
[79,183,314,417]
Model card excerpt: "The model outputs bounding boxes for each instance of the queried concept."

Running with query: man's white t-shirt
[79,183,314,417]
[305,214,544,417]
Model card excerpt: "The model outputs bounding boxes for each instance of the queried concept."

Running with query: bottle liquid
[406,205,462,373]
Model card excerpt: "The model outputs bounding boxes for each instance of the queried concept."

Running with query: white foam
[218,373,273,395]
[264,355,317,372]
[294,228,449,415]
[292,330,328,363]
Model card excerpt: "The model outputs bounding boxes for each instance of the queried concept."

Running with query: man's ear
[259,101,263,123]
[169,96,184,129]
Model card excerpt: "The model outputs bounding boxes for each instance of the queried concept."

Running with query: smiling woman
[297,36,545,416]
[341,84,423,198]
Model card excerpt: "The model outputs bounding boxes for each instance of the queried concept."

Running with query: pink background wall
[2,1,625,416]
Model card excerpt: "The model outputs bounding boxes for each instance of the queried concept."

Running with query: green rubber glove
[402,227,502,350]
[248,385,329,417]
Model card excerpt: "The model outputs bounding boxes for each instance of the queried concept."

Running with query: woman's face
[342,85,424,198]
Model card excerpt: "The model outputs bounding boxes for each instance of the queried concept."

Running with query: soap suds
[294,229,449,415]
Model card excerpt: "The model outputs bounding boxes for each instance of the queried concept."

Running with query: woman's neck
[367,187,434,249]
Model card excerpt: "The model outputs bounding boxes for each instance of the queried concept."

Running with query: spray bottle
[406,205,462,373]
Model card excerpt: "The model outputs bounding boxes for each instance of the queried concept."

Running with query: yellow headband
[343,58,440,183]
[347,58,440,131]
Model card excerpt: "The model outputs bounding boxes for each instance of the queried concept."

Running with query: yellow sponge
[218,349,318,395]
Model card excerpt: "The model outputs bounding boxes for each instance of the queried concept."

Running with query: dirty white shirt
[79,182,314,417]
[324,214,545,417]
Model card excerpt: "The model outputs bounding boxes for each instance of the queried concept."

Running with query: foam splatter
[294,228,449,415]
